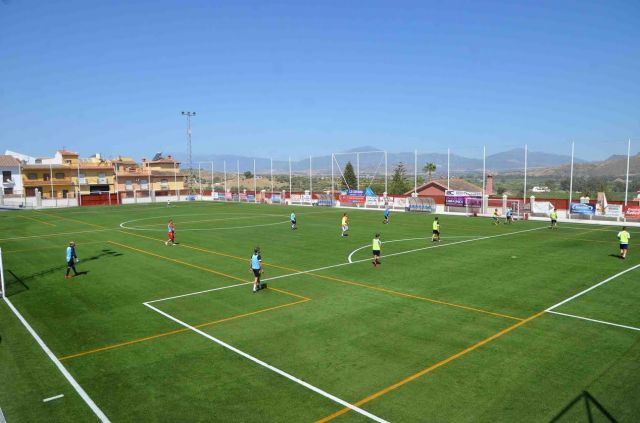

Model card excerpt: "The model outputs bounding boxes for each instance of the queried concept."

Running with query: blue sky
[0,0,638,161]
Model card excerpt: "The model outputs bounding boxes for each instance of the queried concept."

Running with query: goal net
[332,150,387,195]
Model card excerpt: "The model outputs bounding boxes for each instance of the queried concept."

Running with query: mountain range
[167,146,639,177]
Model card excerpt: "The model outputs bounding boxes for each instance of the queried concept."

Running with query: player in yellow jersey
[341,213,349,237]
[372,233,382,267]
[618,226,630,259]
[432,217,440,242]
[492,209,500,225]
[550,209,558,229]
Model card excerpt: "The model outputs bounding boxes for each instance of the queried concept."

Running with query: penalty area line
[143,302,389,423]
[546,263,640,312]
[547,310,640,332]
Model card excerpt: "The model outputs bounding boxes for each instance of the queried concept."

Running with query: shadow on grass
[550,390,617,422]
[4,249,123,297]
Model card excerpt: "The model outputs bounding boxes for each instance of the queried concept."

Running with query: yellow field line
[3,240,106,254]
[59,296,310,361]
[107,241,247,283]
[120,230,523,321]
[132,214,283,228]
[315,310,546,423]
[35,210,105,229]
[16,214,57,227]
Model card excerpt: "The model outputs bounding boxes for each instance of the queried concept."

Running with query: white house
[0,155,23,195]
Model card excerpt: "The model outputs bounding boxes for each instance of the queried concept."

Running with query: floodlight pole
[447,148,450,190]
[223,160,227,194]
[198,163,202,199]
[181,111,196,195]
[309,155,312,197]
[253,159,257,202]
[356,152,360,191]
[414,149,418,195]
[482,146,486,214]
[384,151,388,194]
[270,158,273,196]
[174,162,179,200]
[331,154,335,196]
[237,160,240,198]
[289,156,292,197]
[624,138,631,206]
[523,144,528,205]
[568,141,575,216]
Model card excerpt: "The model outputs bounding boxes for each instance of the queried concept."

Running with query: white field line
[348,226,546,264]
[347,236,481,263]
[43,394,65,403]
[2,297,109,422]
[143,302,388,423]
[547,310,640,332]
[546,263,640,312]
[146,282,252,304]
[0,407,5,423]
[147,226,545,304]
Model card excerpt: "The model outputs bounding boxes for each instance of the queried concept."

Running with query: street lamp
[181,111,196,195]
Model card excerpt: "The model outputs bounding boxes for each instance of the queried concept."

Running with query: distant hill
[168,147,590,176]
[529,153,640,178]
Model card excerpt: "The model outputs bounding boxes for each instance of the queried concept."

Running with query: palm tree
[423,162,436,181]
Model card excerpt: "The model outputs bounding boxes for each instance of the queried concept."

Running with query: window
[78,173,86,184]
[125,180,133,191]
[2,171,10,182]
[160,179,169,189]
[28,173,37,180]
[140,179,148,190]
[43,173,50,181]
[55,172,65,180]
[65,159,72,164]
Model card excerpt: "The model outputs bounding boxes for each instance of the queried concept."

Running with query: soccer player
[432,217,440,242]
[550,209,558,230]
[341,213,349,237]
[65,241,79,279]
[383,206,390,224]
[506,208,513,224]
[372,233,382,267]
[290,211,297,230]
[618,226,631,259]
[492,209,500,225]
[250,247,264,292]
[165,219,175,245]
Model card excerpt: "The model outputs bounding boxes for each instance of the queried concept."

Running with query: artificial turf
[0,202,638,422]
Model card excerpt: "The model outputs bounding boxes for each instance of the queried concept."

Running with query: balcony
[2,179,15,188]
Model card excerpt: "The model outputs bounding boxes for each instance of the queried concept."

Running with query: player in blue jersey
[250,247,265,292]
[290,211,297,230]
[65,241,79,279]
[383,206,390,224]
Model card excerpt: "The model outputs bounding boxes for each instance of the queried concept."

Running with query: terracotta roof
[57,150,79,156]
[0,155,21,167]
[407,178,483,195]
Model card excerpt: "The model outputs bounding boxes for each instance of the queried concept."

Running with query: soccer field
[1,202,638,422]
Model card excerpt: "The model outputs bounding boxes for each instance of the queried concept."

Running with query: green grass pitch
[0,202,638,422]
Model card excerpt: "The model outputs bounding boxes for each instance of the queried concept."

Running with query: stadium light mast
[181,111,196,195]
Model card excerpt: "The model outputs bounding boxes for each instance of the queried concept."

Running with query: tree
[243,171,253,180]
[342,161,357,190]
[389,162,410,195]
[423,162,436,181]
